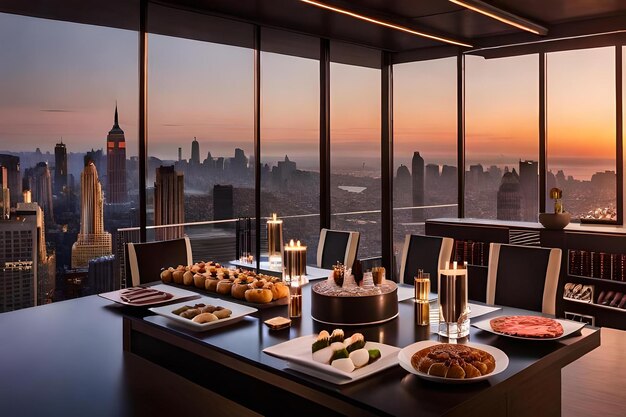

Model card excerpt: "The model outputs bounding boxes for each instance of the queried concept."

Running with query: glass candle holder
[437,264,469,339]
[283,239,307,284]
[267,213,284,269]
[288,279,302,318]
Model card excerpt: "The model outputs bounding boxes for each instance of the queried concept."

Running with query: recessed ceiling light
[300,0,473,48]
[449,0,548,36]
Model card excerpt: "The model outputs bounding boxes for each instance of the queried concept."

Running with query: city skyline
[0,12,622,181]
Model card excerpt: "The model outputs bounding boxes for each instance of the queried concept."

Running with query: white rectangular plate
[98,284,200,307]
[263,335,400,385]
[149,296,257,332]
[472,315,586,340]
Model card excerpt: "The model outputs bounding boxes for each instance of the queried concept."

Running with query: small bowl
[539,212,571,230]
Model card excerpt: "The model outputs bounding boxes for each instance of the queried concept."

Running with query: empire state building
[106,105,127,203]
[71,161,112,268]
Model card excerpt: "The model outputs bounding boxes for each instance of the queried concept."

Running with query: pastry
[213,308,232,319]
[172,269,185,284]
[216,279,234,295]
[193,273,206,289]
[205,276,219,292]
[231,279,250,299]
[192,312,218,323]
[160,268,173,283]
[245,288,273,304]
[270,282,289,300]
[410,344,495,379]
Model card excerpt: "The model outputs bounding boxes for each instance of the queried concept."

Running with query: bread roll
[183,270,194,286]
[231,283,250,299]
[193,273,206,289]
[270,282,289,300]
[172,270,185,284]
[205,277,219,292]
[160,268,173,283]
[245,288,273,304]
[216,279,234,295]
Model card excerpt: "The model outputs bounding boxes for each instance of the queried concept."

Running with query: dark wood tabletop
[0,283,600,417]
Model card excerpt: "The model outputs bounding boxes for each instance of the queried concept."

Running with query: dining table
[121,280,599,417]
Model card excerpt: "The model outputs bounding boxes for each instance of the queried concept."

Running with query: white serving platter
[472,315,586,341]
[149,296,257,332]
[398,340,509,384]
[263,335,400,385]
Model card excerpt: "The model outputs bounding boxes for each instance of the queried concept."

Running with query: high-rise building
[395,164,411,206]
[24,162,54,225]
[0,154,20,208]
[425,163,440,190]
[106,105,127,203]
[213,184,234,221]
[497,170,522,221]
[15,202,55,307]
[0,219,37,312]
[412,152,424,221]
[0,201,55,312]
[0,166,9,219]
[154,165,185,241]
[519,160,539,221]
[71,162,112,268]
[191,137,200,165]
[272,155,296,189]
[54,141,68,195]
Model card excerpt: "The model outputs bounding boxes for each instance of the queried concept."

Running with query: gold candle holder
[414,270,430,326]
[267,213,283,270]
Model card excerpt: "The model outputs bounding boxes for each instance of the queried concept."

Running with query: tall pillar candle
[267,213,283,269]
[284,239,307,284]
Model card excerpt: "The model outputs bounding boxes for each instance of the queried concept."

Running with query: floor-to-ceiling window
[147,6,254,262]
[547,47,616,222]
[393,57,457,273]
[330,44,381,260]
[260,30,320,264]
[0,12,138,307]
[465,54,539,221]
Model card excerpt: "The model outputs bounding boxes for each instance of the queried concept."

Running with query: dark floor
[562,328,626,417]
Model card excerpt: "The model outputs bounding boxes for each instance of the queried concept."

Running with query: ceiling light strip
[449,0,547,36]
[300,0,472,48]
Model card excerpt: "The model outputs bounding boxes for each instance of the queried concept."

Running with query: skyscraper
[519,160,538,221]
[154,165,185,241]
[412,151,424,221]
[25,162,54,225]
[0,166,9,219]
[54,141,68,195]
[191,137,200,165]
[106,105,127,203]
[213,184,234,221]
[71,162,112,268]
[497,170,522,221]
[0,154,20,208]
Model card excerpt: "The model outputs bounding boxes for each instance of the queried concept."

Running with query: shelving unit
[426,218,626,330]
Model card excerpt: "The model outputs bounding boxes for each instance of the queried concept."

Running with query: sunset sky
[0,12,621,180]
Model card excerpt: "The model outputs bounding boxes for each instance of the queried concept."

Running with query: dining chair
[399,234,454,290]
[487,243,561,315]
[316,228,360,270]
[127,236,193,287]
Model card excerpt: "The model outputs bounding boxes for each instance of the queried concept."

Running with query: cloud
[40,109,74,113]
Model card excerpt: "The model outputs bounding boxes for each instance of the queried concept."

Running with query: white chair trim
[184,236,193,266]
[486,243,501,305]
[542,248,562,315]
[398,234,412,282]
[317,229,328,268]
[439,237,454,274]
[127,242,140,287]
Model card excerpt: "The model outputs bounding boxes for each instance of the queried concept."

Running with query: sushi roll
[345,333,365,353]
[329,328,345,343]
[311,330,330,353]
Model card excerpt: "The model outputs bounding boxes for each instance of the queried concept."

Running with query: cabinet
[425,218,626,330]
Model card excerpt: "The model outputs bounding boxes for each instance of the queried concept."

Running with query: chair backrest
[487,243,561,315]
[317,228,360,270]
[399,234,454,289]
[127,237,193,286]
